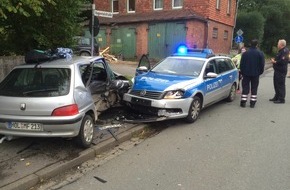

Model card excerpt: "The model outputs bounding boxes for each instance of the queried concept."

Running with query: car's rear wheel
[185,96,201,123]
[75,115,94,148]
[80,51,91,56]
[226,84,236,102]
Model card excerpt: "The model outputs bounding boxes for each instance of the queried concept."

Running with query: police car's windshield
[151,57,205,77]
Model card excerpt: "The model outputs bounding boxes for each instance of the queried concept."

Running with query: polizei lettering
[207,81,219,91]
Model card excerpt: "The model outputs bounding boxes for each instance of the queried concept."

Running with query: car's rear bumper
[0,114,83,138]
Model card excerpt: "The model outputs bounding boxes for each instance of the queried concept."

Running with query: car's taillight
[52,104,79,116]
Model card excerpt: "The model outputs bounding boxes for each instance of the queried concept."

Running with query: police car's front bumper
[123,93,192,120]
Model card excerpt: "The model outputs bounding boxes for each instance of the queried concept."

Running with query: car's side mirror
[135,66,149,76]
[205,72,218,79]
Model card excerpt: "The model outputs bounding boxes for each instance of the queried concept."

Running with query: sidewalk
[0,124,147,190]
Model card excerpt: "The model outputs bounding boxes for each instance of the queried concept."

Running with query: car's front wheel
[75,115,94,148]
[226,84,236,102]
[185,96,201,123]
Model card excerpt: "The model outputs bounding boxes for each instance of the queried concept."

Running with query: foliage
[0,0,90,55]
[0,0,55,19]
[236,0,290,54]
[236,11,264,47]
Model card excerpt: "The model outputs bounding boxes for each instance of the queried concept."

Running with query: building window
[224,30,228,40]
[172,0,183,9]
[227,0,231,14]
[127,0,135,13]
[216,0,221,10]
[154,0,163,10]
[213,28,218,39]
[112,0,119,13]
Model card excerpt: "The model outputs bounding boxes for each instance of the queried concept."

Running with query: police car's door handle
[218,79,222,83]
[229,75,233,79]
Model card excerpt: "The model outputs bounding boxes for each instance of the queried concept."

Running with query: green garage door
[96,29,107,49]
[148,22,186,59]
[111,27,136,60]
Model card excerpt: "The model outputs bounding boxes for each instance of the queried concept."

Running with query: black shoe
[240,102,246,108]
[269,98,278,101]
[273,100,285,104]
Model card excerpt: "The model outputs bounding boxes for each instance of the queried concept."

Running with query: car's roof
[15,56,104,68]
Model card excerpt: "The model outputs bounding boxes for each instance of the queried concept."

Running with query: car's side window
[205,60,217,75]
[216,58,232,74]
[91,62,107,82]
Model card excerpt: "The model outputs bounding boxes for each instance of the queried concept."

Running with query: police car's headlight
[163,90,184,99]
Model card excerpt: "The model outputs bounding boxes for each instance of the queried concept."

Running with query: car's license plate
[131,97,151,106]
[8,122,43,131]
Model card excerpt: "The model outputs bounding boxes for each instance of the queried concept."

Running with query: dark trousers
[273,70,286,101]
[241,75,260,103]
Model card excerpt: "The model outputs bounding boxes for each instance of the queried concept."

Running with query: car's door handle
[218,79,222,83]
[229,75,233,79]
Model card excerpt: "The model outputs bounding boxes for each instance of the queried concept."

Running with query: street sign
[236,29,243,36]
[235,35,243,43]
[94,10,113,18]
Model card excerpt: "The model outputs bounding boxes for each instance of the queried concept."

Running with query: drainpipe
[205,20,209,48]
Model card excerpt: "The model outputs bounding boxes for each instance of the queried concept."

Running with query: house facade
[92,0,237,60]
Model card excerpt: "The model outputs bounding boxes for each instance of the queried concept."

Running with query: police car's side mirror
[205,72,218,79]
[135,66,149,76]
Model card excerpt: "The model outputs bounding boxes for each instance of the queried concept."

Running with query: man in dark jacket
[240,39,265,108]
[270,39,289,103]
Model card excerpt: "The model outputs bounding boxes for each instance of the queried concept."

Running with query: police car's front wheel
[226,84,236,102]
[185,96,201,123]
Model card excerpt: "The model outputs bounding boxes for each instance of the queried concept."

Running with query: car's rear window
[0,68,71,97]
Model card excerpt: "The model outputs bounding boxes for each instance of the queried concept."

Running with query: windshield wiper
[23,88,58,95]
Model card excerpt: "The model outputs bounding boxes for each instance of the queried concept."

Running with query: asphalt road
[48,68,290,190]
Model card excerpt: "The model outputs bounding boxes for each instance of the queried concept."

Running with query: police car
[123,46,238,123]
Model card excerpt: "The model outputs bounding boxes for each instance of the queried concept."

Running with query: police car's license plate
[131,97,151,106]
[8,122,43,131]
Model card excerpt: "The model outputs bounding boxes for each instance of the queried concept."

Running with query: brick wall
[186,20,207,49]
[207,20,233,54]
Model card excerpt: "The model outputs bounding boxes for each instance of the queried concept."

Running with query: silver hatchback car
[0,55,129,148]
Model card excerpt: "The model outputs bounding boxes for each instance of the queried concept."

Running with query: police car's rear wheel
[185,96,201,123]
[226,84,236,102]
[75,115,94,148]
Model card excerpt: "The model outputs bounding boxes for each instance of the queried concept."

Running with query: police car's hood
[133,72,199,91]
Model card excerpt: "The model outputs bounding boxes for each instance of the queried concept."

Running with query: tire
[75,115,94,148]
[185,96,201,123]
[226,84,236,102]
[80,51,91,56]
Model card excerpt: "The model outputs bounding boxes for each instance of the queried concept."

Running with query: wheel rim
[230,85,236,100]
[191,99,201,120]
[83,119,94,143]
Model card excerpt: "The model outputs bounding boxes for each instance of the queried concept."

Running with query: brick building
[92,0,238,60]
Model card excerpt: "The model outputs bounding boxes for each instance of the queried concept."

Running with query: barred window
[224,30,228,40]
[213,28,218,39]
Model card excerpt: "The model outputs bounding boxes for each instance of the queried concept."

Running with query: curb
[1,126,145,190]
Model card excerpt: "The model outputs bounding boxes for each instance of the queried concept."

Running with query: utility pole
[91,0,95,56]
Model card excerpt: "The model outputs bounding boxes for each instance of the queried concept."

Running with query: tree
[236,0,290,54]
[0,0,55,19]
[0,0,90,55]
[236,11,265,47]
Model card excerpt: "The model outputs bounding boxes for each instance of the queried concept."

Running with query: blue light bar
[177,45,188,54]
